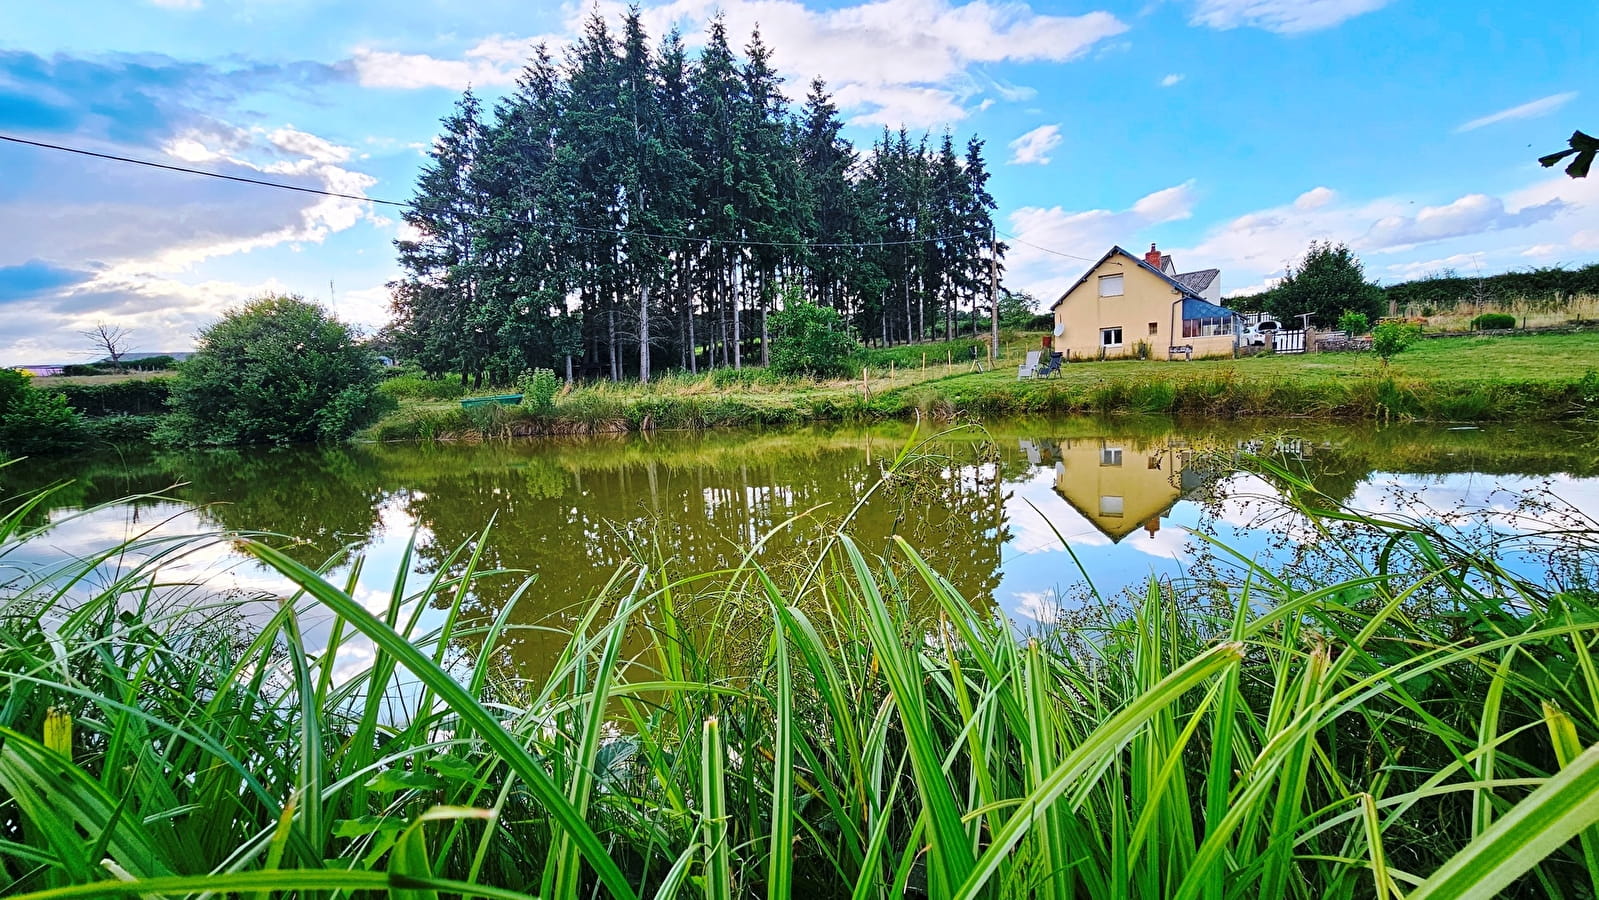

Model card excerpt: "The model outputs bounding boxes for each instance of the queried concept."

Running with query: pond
[5,417,1598,676]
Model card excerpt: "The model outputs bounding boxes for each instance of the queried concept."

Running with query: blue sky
[2,0,1595,364]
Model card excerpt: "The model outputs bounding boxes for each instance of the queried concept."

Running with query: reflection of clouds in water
[1002,470,1111,555]
[1010,589,1063,623]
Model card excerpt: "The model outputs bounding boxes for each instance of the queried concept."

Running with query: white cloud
[353,0,1128,127]
[1456,92,1578,133]
[1160,73,1184,87]
[1574,230,1599,251]
[1521,244,1562,258]
[148,0,202,7]
[1008,124,1062,166]
[1006,180,1198,297]
[0,123,379,364]
[1172,174,1599,300]
[1364,194,1565,251]
[1293,186,1336,210]
[1189,0,1394,33]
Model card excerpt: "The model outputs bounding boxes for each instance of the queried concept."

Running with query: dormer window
[1098,274,1124,297]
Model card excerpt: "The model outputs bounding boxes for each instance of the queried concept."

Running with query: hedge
[46,379,173,417]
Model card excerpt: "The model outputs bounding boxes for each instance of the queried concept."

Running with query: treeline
[390,10,1000,386]
[1383,263,1599,312]
[1228,262,1599,315]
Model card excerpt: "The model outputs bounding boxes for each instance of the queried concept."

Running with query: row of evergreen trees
[390,9,1002,385]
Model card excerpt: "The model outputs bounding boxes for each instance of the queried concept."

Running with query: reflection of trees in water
[400,436,1011,672]
[169,447,389,565]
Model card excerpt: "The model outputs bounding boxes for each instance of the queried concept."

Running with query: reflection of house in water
[1021,438,1220,542]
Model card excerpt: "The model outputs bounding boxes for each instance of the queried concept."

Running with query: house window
[1100,447,1123,467]
[1148,322,1159,335]
[1100,327,1123,347]
[1099,495,1125,516]
[1098,274,1124,297]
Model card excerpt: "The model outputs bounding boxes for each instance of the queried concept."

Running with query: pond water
[5,417,1598,676]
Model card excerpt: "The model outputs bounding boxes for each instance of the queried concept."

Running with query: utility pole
[989,224,1000,363]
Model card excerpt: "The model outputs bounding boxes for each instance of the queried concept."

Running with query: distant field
[36,371,177,386]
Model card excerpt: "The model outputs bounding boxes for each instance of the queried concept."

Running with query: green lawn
[936,331,1599,392]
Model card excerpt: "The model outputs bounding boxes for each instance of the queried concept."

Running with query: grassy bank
[366,332,1599,441]
[3,450,1599,897]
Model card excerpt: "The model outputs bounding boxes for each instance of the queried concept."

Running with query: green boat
[459,394,524,409]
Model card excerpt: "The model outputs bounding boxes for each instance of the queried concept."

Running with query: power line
[996,229,1099,262]
[1,132,984,251]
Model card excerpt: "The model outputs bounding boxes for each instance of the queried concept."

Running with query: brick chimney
[1144,243,1163,269]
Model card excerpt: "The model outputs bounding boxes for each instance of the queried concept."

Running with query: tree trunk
[638,281,652,384]
[608,306,620,381]
[732,258,743,370]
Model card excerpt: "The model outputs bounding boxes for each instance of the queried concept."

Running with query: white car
[1241,319,1281,346]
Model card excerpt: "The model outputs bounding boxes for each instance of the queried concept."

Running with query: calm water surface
[6,417,1598,673]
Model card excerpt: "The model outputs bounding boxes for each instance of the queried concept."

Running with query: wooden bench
[1168,345,1193,361]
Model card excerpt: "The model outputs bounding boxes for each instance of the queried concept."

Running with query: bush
[768,298,860,379]
[0,370,87,455]
[49,379,172,416]
[1335,311,1370,335]
[377,373,467,401]
[517,368,561,412]
[1372,321,1423,364]
[1471,312,1517,330]
[61,364,108,377]
[85,414,163,444]
[157,295,389,447]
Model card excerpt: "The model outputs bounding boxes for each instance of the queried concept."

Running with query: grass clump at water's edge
[364,332,1599,441]
[4,442,1599,898]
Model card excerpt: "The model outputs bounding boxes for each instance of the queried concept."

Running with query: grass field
[366,331,1599,440]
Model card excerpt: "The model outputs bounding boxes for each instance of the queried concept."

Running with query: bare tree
[81,323,134,373]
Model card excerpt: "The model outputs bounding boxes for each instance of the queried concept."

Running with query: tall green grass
[3,448,1599,898]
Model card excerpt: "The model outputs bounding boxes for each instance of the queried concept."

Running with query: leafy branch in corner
[1539,130,1596,178]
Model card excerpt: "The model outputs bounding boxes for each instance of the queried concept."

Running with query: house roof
[1173,268,1219,294]
[1049,245,1203,311]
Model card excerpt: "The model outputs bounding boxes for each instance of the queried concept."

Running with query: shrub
[85,414,163,444]
[60,364,108,377]
[1471,312,1517,330]
[1371,321,1423,364]
[50,379,172,416]
[1335,311,1370,335]
[377,372,467,401]
[768,298,860,379]
[157,295,389,447]
[517,368,561,412]
[0,374,87,455]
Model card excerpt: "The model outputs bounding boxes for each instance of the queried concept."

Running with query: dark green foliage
[1262,241,1384,327]
[85,414,163,444]
[157,295,390,447]
[0,374,86,456]
[1372,321,1423,364]
[48,379,172,417]
[1335,311,1370,334]
[0,369,88,456]
[767,300,859,378]
[1472,312,1517,330]
[390,10,1001,386]
[60,364,107,377]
